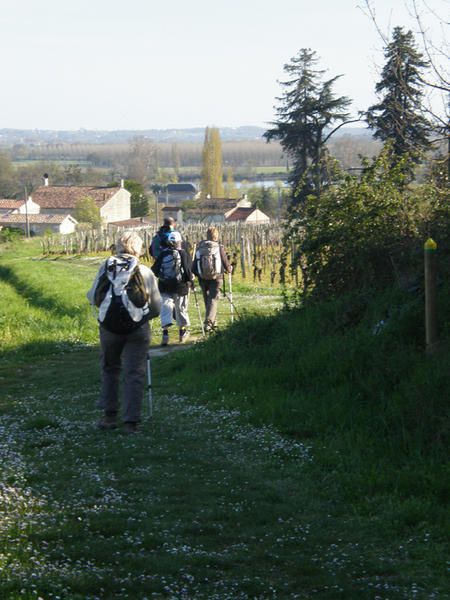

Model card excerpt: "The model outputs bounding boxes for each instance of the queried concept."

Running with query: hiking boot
[123,422,140,434]
[161,329,169,346]
[179,328,190,343]
[96,414,118,430]
[204,321,216,334]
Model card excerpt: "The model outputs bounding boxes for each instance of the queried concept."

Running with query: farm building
[108,217,154,229]
[0,197,40,216]
[161,206,184,224]
[158,183,199,206]
[0,213,78,235]
[182,196,252,224]
[30,179,131,223]
[225,207,271,224]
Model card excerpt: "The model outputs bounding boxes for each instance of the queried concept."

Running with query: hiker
[149,217,175,261]
[87,231,161,434]
[151,230,193,346]
[150,217,192,260]
[193,226,232,332]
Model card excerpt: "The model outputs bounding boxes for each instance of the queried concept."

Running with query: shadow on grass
[0,339,99,373]
[0,265,86,319]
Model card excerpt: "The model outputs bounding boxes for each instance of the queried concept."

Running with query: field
[0,239,448,599]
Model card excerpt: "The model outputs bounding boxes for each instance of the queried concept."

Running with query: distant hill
[0,126,371,146]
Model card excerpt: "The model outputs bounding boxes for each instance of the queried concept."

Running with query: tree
[171,143,181,181]
[74,196,102,227]
[63,164,83,185]
[0,152,17,197]
[366,26,431,170]
[200,126,224,198]
[224,166,238,199]
[127,137,158,186]
[247,186,278,218]
[362,0,449,180]
[264,49,353,203]
[124,179,152,218]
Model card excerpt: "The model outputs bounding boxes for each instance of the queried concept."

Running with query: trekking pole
[146,350,153,418]
[192,284,206,337]
[228,271,234,323]
[190,242,206,338]
[220,287,242,319]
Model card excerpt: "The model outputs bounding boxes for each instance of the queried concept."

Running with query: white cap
[167,231,182,244]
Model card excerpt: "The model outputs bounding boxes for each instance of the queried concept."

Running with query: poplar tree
[224,166,238,199]
[265,49,352,203]
[171,143,181,181]
[200,126,224,198]
[366,27,430,168]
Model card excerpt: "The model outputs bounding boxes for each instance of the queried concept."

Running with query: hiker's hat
[167,231,182,246]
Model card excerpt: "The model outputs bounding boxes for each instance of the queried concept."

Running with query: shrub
[286,146,443,303]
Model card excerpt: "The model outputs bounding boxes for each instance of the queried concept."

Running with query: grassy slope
[160,288,449,515]
[0,239,448,599]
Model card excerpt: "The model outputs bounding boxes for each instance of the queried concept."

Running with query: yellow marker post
[424,238,438,353]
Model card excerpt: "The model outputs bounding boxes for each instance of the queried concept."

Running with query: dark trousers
[98,323,150,423]
[199,278,221,326]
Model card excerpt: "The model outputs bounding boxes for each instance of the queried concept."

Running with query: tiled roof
[108,217,153,227]
[31,185,119,209]
[0,213,74,224]
[225,207,256,221]
[201,198,238,210]
[0,199,24,209]
[166,183,197,193]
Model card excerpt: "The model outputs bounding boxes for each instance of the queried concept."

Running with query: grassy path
[0,348,445,600]
[0,242,447,599]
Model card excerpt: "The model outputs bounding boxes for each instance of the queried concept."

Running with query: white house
[225,207,271,224]
[0,197,40,216]
[30,180,131,223]
[0,213,78,235]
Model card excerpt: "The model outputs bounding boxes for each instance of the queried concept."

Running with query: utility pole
[24,186,30,238]
[277,185,282,221]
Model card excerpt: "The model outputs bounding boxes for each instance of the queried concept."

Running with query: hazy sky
[0,0,447,130]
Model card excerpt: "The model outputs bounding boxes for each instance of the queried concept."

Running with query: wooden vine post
[424,238,438,354]
[240,236,246,278]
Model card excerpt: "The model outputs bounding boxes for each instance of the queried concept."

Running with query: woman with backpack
[151,230,193,346]
[192,226,232,333]
[87,231,161,434]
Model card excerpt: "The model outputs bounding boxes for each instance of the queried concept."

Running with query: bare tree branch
[323,118,365,145]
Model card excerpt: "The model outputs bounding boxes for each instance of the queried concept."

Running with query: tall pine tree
[200,126,224,198]
[366,27,430,168]
[265,49,352,203]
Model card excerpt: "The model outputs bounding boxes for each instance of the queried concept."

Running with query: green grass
[0,239,283,363]
[0,239,448,599]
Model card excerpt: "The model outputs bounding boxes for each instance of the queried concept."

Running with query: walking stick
[219,286,242,319]
[191,242,206,338]
[146,351,153,418]
[192,284,206,337]
[228,271,234,323]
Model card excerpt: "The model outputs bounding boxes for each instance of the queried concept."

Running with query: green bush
[286,147,444,303]
[0,226,25,243]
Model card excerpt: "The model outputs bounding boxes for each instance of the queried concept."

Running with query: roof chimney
[120,179,124,189]
[43,173,49,186]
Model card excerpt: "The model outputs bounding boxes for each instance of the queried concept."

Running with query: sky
[0,0,447,131]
